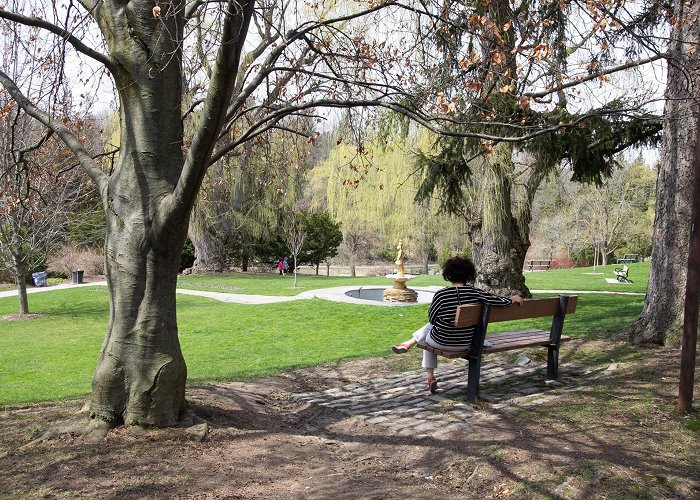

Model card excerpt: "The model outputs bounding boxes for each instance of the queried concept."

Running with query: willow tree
[189,125,307,273]
[308,130,464,266]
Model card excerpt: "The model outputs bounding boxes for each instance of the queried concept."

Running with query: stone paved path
[292,358,586,439]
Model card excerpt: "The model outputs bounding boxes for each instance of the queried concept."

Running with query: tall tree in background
[413,0,661,296]
[308,130,465,266]
[281,211,307,288]
[299,211,343,275]
[0,107,92,314]
[189,125,308,273]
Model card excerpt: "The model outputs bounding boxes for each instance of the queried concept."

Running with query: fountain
[382,240,418,302]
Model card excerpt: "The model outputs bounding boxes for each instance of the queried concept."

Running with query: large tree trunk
[191,232,226,272]
[467,146,533,297]
[92,217,188,426]
[626,0,699,346]
[89,1,190,426]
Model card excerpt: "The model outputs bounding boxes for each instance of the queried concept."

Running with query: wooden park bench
[526,259,551,271]
[616,254,638,264]
[418,295,577,402]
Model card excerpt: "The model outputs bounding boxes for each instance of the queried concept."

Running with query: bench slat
[417,330,572,358]
[484,335,572,353]
[485,328,549,340]
[455,296,578,327]
[487,330,552,345]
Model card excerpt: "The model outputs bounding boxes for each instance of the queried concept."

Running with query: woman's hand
[510,295,524,306]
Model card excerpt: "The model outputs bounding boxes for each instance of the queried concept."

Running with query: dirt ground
[1,345,699,499]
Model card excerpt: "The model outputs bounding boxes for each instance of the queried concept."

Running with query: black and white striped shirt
[428,285,512,348]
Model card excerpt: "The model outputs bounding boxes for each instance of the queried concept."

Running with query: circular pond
[344,286,434,305]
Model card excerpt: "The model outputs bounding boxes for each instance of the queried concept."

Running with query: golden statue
[395,239,405,277]
[383,239,417,302]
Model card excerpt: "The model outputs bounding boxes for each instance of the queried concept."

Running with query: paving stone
[412,422,438,432]
[366,416,389,424]
[289,360,574,437]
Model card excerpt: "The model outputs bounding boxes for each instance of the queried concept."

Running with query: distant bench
[616,254,638,264]
[418,296,577,402]
[526,259,551,271]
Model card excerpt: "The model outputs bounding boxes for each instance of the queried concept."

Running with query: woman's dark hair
[442,256,477,284]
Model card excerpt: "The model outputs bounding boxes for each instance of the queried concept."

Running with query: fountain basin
[344,287,434,305]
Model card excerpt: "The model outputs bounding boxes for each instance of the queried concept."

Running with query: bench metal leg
[547,346,559,379]
[466,357,481,402]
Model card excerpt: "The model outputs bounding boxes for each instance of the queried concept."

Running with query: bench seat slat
[484,334,572,353]
[486,329,548,345]
[417,331,572,358]
[485,328,549,340]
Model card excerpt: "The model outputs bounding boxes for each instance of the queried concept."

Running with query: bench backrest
[454,296,578,327]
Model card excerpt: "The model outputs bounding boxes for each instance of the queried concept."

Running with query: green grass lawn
[176,261,650,295]
[0,282,644,405]
[524,261,649,293]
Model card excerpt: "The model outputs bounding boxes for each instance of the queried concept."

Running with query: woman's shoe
[391,342,412,354]
[428,376,438,393]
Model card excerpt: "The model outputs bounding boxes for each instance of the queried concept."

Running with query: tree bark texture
[191,233,226,272]
[627,2,700,346]
[467,146,536,297]
[89,1,191,426]
[678,109,700,412]
[14,262,29,315]
[189,156,245,272]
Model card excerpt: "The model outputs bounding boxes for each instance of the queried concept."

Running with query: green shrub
[46,277,64,286]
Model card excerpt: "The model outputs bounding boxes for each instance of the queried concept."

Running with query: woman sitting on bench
[391,256,523,393]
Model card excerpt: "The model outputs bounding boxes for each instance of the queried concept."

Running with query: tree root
[17,402,211,449]
[21,416,113,449]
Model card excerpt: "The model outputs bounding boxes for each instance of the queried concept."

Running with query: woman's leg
[423,355,438,393]
[422,349,438,370]
[412,323,432,344]
[392,323,432,353]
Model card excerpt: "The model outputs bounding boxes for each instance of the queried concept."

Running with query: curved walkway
[0,281,645,305]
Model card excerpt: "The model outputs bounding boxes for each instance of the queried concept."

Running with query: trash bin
[72,270,84,284]
[32,272,47,287]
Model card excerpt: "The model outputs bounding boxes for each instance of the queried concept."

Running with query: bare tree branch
[0,68,108,190]
[0,6,117,72]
